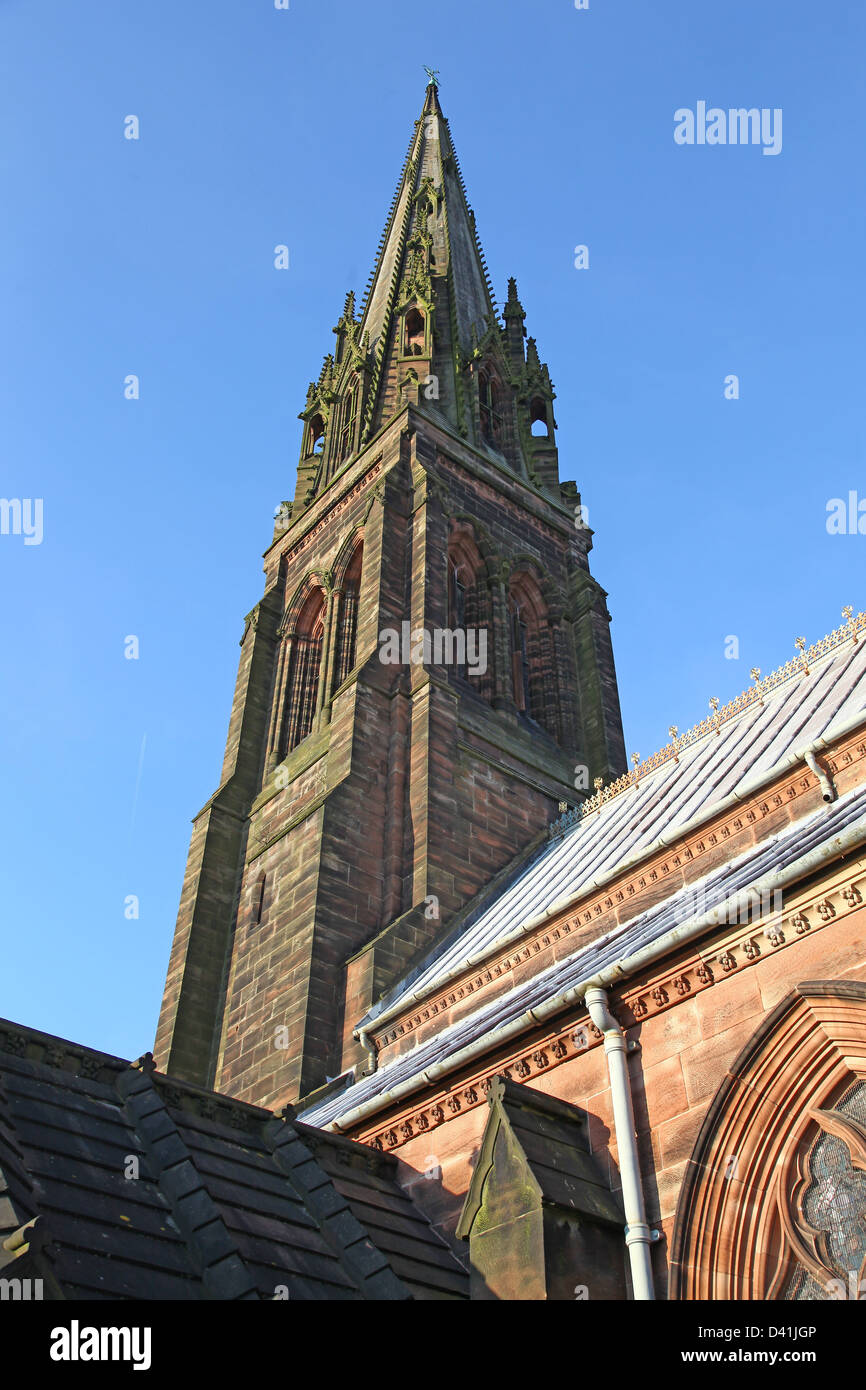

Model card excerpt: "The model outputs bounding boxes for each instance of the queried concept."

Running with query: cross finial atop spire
[422,75,443,116]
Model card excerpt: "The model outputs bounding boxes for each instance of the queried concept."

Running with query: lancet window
[282,588,325,752]
[333,543,363,691]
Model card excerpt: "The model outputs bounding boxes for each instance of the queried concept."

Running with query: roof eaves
[359,694,866,1043]
[307,787,866,1133]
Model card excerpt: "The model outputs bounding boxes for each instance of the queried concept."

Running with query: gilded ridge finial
[547,608,865,841]
[795,636,810,675]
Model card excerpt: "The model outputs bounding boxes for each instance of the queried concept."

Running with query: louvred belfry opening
[334,542,363,691]
[447,521,493,701]
[282,591,324,754]
[479,370,502,448]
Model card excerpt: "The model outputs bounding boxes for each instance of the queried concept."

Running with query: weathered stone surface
[154,83,625,1110]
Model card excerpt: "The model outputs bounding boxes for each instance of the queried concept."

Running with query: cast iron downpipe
[584,985,656,1301]
[804,749,837,802]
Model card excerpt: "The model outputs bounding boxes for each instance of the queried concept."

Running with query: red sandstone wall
[352,860,866,1298]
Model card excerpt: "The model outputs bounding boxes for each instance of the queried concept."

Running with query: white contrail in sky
[129,732,147,838]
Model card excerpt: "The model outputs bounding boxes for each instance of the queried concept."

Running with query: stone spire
[292,79,566,515]
[353,77,501,442]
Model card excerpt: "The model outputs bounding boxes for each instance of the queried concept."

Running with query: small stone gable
[457,1077,626,1300]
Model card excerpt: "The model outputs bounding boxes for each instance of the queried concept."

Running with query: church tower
[154,80,626,1110]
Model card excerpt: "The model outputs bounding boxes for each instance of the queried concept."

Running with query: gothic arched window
[449,562,468,681]
[282,587,325,753]
[447,524,492,702]
[333,542,363,692]
[508,597,533,716]
[530,397,549,437]
[336,377,360,467]
[404,308,425,356]
[449,561,467,626]
[781,1080,866,1300]
[307,414,325,457]
[479,370,502,448]
[670,980,866,1301]
[507,573,556,735]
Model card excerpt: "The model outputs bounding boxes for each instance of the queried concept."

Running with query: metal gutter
[328,812,866,1133]
[355,714,866,1045]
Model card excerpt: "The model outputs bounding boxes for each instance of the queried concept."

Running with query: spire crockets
[353,74,498,445]
[292,79,562,513]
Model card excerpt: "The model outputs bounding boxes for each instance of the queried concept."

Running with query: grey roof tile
[0,1025,468,1300]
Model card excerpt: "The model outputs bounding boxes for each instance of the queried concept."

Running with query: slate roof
[0,1022,467,1300]
[297,1125,469,1299]
[363,619,866,1029]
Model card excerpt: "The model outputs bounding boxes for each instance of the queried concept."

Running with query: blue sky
[1,0,863,1061]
